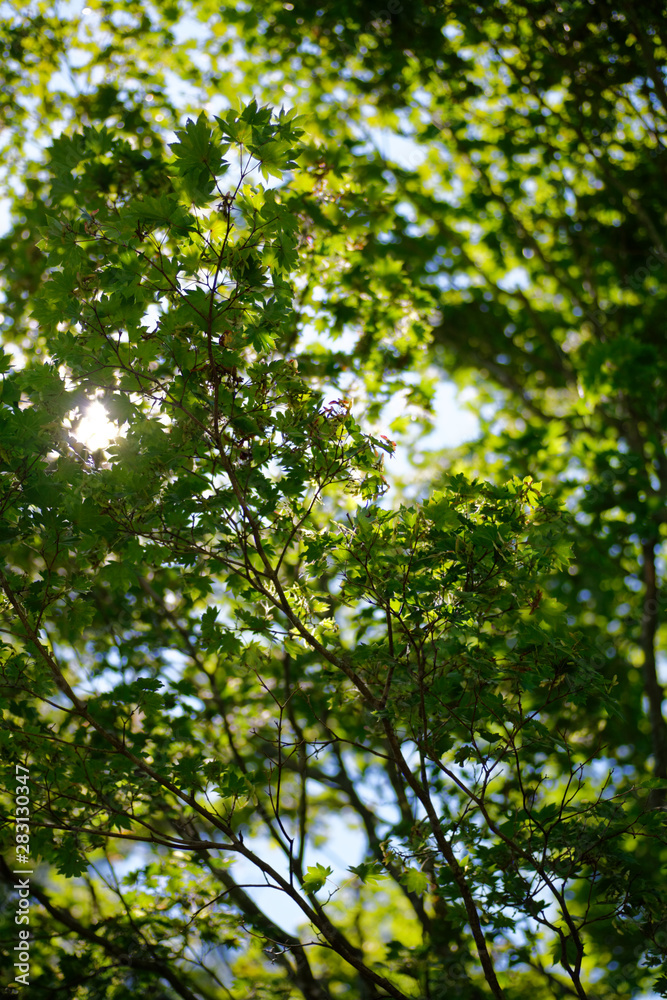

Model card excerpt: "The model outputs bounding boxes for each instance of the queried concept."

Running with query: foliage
[0,2,667,999]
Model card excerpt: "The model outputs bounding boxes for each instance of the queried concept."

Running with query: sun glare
[74,401,118,451]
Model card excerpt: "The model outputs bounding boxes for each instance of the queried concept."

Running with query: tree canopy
[1,2,667,998]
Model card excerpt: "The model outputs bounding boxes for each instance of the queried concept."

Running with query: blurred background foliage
[0,1,667,997]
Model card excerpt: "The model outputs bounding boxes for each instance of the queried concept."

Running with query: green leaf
[400,868,429,895]
[348,862,387,885]
[302,864,333,894]
[56,838,88,878]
